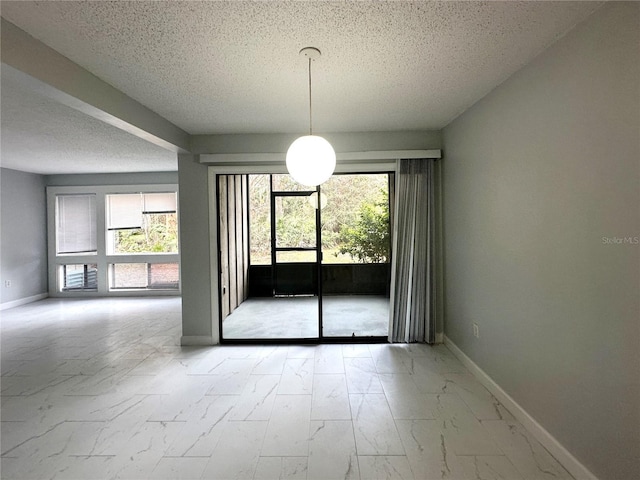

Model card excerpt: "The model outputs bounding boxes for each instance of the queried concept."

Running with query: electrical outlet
[4,280,11,288]
[473,323,480,338]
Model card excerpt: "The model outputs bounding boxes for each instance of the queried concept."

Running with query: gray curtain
[390,158,439,343]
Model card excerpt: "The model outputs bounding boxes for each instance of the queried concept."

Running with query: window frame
[47,184,180,297]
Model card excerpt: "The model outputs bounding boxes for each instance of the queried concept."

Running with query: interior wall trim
[180,335,215,346]
[200,150,441,167]
[200,163,398,175]
[444,335,598,480]
[0,293,48,311]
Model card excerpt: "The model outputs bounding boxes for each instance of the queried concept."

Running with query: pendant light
[286,47,336,187]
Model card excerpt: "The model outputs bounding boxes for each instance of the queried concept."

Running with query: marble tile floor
[222,296,390,340]
[1,297,573,480]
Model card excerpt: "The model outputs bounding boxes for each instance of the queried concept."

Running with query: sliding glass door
[320,174,392,339]
[221,175,321,341]
[219,173,391,342]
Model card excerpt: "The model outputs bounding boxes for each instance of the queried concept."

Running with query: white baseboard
[0,293,48,311]
[180,335,216,346]
[444,335,597,480]
[435,332,444,344]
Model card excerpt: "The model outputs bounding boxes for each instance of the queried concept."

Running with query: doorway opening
[218,173,392,342]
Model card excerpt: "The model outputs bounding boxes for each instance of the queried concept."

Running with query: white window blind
[56,194,97,255]
[107,194,143,230]
[143,192,177,213]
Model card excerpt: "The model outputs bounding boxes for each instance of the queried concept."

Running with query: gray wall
[177,154,213,340]
[181,131,442,343]
[442,3,639,480]
[0,168,48,305]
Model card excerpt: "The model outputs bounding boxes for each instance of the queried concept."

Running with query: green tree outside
[249,174,390,264]
[337,190,390,263]
[112,213,178,254]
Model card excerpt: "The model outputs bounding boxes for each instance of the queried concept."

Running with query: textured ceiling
[0,69,177,174]
[1,1,601,136]
[0,1,603,174]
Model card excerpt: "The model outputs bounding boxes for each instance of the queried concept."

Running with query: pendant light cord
[308,57,313,136]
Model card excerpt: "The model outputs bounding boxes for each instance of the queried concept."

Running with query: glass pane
[109,263,179,290]
[108,213,179,254]
[320,174,390,264]
[322,295,389,337]
[272,174,313,192]
[107,194,143,230]
[60,264,97,291]
[149,263,179,289]
[276,250,317,263]
[320,173,391,338]
[143,193,177,213]
[56,194,97,255]
[249,175,271,265]
[275,196,316,248]
[110,263,147,289]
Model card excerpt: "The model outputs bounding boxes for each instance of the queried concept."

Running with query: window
[109,263,179,290]
[110,263,147,289]
[56,194,97,255]
[148,263,180,289]
[247,174,390,266]
[321,174,390,264]
[47,185,180,296]
[249,175,271,265]
[106,193,178,255]
[59,264,98,291]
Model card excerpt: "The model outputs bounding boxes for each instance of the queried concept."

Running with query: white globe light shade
[286,135,336,187]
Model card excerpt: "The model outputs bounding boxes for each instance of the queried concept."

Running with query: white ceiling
[0,68,178,174]
[0,1,602,174]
